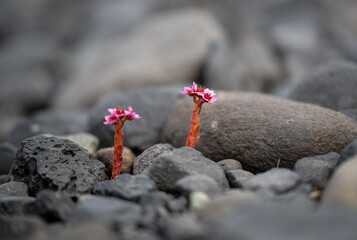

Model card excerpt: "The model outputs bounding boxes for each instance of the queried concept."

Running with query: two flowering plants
[104,82,217,180]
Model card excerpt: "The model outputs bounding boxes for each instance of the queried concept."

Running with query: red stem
[112,120,124,180]
[186,98,203,148]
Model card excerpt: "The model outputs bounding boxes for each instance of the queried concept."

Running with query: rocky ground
[1,0,357,240]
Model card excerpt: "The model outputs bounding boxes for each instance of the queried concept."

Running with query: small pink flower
[124,106,141,120]
[181,82,198,96]
[103,106,141,180]
[104,109,119,125]
[181,82,217,148]
[181,82,217,104]
[104,106,140,125]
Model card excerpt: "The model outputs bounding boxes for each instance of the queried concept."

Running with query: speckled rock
[162,92,357,173]
[217,159,242,173]
[146,147,229,192]
[10,135,107,196]
[133,143,175,175]
[323,155,357,207]
[0,182,28,196]
[96,147,135,177]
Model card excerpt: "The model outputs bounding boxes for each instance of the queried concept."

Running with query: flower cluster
[181,82,217,148]
[181,82,217,104]
[104,106,140,125]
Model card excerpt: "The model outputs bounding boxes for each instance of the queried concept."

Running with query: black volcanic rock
[10,135,107,196]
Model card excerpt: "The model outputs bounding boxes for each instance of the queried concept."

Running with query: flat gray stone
[241,168,300,194]
[146,147,229,192]
[174,174,222,197]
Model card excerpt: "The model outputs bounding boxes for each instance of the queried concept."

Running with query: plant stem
[186,98,203,148]
[112,120,124,180]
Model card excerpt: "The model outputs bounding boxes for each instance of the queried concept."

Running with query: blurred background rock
[0,0,356,141]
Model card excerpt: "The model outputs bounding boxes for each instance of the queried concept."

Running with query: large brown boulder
[162,92,357,173]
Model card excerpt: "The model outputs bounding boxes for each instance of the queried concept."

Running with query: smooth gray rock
[0,181,28,196]
[226,169,254,188]
[0,174,11,185]
[8,109,89,147]
[339,140,357,164]
[139,191,172,223]
[241,168,300,194]
[0,142,16,174]
[0,215,48,240]
[205,33,281,92]
[49,222,117,240]
[174,174,222,197]
[341,108,357,121]
[162,214,207,240]
[287,61,357,111]
[93,173,158,201]
[273,186,315,208]
[69,195,142,226]
[294,152,340,188]
[26,190,75,223]
[58,132,99,155]
[208,201,357,240]
[89,86,182,150]
[167,196,188,213]
[147,147,229,192]
[10,135,107,196]
[0,196,35,216]
[197,190,261,224]
[54,9,225,109]
[134,143,175,175]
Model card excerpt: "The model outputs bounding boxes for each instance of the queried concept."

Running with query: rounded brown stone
[162,92,357,173]
[96,147,136,176]
[217,159,242,173]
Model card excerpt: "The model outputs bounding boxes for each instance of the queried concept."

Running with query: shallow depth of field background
[0,0,356,141]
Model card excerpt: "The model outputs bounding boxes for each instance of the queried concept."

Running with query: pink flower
[181,82,198,96]
[104,106,140,125]
[124,106,141,120]
[181,82,217,103]
[104,109,119,125]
